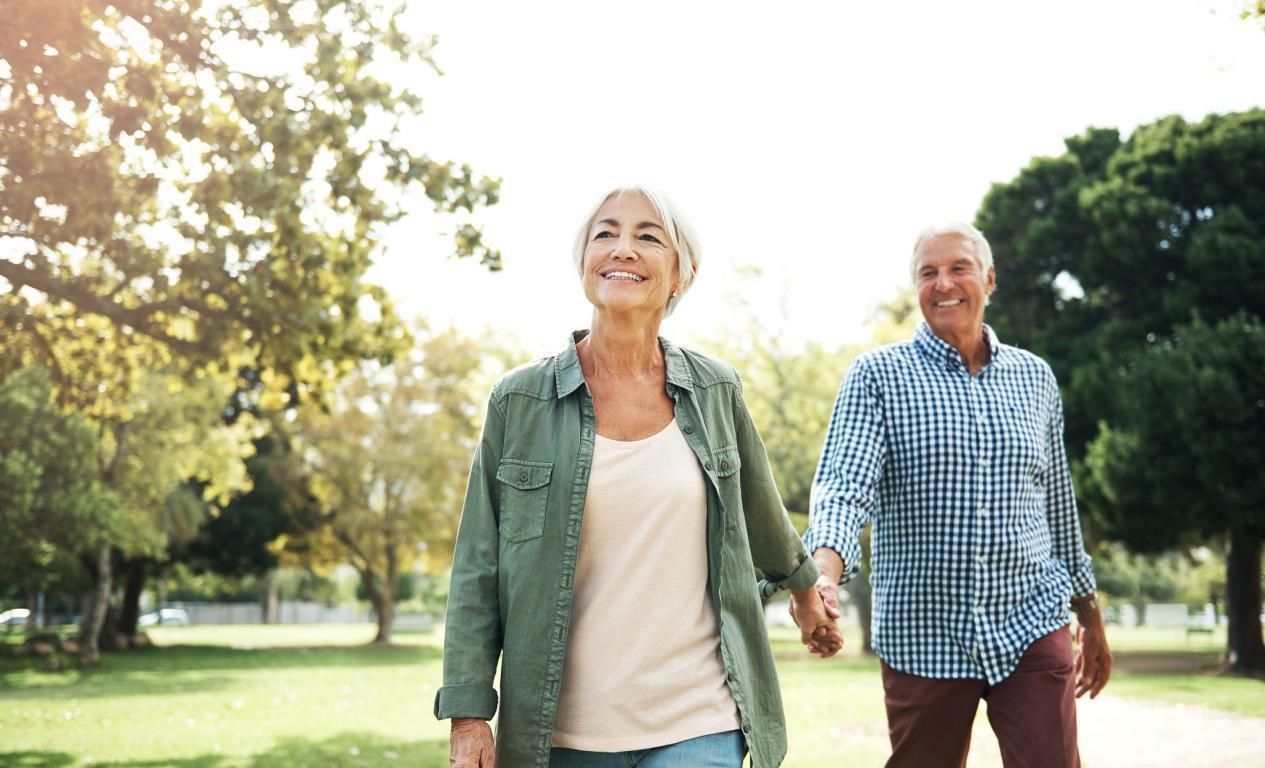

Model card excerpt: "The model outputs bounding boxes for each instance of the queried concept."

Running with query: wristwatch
[1070,594,1098,615]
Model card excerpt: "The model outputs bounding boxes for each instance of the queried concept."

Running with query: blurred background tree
[0,0,502,660]
[287,323,486,644]
[979,109,1265,672]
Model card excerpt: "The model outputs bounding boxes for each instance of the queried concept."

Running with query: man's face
[914,234,995,344]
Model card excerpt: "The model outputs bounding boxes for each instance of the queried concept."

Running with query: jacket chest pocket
[496,459,552,543]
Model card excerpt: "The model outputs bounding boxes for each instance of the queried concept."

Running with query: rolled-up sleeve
[732,382,820,593]
[1042,381,1096,598]
[435,390,506,721]
[805,357,885,584]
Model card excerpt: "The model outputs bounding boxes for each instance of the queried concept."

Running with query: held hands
[450,718,495,767]
[1073,607,1113,699]
[788,546,848,658]
[788,579,844,658]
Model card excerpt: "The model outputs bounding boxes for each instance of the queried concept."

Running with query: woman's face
[580,193,680,320]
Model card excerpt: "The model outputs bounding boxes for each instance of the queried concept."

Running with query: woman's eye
[639,234,662,244]
[593,231,614,240]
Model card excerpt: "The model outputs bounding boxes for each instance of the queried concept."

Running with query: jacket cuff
[434,683,498,720]
[773,553,820,592]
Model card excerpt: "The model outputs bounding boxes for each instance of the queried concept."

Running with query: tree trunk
[1224,527,1265,673]
[1133,595,1148,628]
[80,543,112,666]
[357,566,394,645]
[844,570,874,654]
[263,569,279,624]
[24,588,37,633]
[118,558,146,637]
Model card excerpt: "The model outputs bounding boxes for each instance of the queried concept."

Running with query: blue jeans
[549,730,746,767]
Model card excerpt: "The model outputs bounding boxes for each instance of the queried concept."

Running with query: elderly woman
[437,186,841,768]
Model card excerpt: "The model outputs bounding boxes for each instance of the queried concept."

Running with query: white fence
[166,601,370,625]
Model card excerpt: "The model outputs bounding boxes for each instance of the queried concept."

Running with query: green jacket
[435,331,820,768]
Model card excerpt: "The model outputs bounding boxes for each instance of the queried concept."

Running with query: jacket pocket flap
[712,447,742,477]
[496,460,553,490]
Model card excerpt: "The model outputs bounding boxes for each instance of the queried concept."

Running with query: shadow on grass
[43,731,451,768]
[0,643,442,700]
[0,752,77,767]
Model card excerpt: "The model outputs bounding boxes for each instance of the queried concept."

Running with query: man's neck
[939,325,991,374]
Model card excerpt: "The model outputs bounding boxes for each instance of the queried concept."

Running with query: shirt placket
[968,365,991,677]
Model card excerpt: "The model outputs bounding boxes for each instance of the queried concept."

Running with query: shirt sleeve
[434,389,506,721]
[1042,378,1097,598]
[805,357,885,584]
[732,380,820,593]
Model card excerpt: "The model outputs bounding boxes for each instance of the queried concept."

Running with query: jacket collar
[555,330,695,398]
[913,321,1002,371]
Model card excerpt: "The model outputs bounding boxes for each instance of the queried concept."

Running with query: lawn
[0,623,1260,767]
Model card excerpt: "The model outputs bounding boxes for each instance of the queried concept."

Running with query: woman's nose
[611,235,637,260]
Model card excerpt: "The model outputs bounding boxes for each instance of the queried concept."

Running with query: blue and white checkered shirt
[805,322,1096,684]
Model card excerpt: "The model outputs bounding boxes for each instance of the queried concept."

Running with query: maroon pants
[881,627,1079,768]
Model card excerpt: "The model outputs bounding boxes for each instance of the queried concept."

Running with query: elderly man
[798,223,1111,768]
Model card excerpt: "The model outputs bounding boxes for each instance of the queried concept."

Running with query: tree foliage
[0,0,500,411]
[978,110,1265,670]
[288,324,485,643]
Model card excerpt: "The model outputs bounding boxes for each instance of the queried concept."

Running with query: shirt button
[978,507,988,516]
[976,555,986,564]
[682,424,694,434]
[974,604,983,612]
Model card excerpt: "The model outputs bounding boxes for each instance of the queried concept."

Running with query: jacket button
[682,424,694,434]
[705,461,714,471]
[720,460,730,471]
[519,471,529,483]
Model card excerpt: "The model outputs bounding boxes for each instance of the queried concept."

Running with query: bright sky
[371,0,1265,357]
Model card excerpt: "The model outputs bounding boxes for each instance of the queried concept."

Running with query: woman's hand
[450,717,495,767]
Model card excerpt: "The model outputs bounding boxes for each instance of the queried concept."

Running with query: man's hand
[450,717,495,767]
[1073,604,1112,699]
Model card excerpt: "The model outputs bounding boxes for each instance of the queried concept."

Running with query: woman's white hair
[910,222,994,281]
[572,185,701,317]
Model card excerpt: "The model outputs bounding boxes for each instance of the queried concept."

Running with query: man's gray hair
[910,222,994,281]
[573,185,701,317]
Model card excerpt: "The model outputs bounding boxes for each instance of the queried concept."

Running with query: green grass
[0,624,1260,767]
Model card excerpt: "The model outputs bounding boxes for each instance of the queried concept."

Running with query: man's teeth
[605,271,644,282]
[935,300,963,307]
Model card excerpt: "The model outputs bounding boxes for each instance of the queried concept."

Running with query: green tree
[0,0,499,411]
[978,110,1265,672]
[290,324,483,643]
[0,367,112,631]
[76,366,258,663]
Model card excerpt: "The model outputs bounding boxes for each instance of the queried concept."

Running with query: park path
[962,693,1265,767]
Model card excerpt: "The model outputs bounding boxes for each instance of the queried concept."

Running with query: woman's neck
[580,314,664,378]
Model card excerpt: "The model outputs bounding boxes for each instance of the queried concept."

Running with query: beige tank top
[551,419,740,751]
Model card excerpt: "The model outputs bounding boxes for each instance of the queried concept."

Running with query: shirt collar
[554,330,694,398]
[913,321,1003,371]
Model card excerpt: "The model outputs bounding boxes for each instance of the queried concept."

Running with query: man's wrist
[812,547,845,584]
[1070,593,1099,616]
